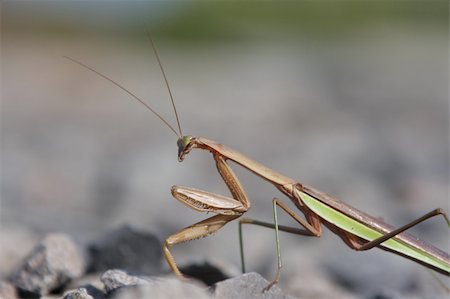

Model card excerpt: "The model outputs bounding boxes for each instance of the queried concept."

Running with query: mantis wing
[296,189,450,274]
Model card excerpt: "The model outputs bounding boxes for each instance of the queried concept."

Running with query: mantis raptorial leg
[164,153,250,277]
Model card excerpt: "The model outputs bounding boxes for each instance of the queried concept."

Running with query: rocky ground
[1,226,357,299]
[1,225,448,299]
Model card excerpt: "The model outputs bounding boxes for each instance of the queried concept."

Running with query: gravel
[0,280,18,299]
[87,225,162,275]
[10,233,85,297]
[62,288,94,299]
[1,230,301,299]
[213,272,296,299]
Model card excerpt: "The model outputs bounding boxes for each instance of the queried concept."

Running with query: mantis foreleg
[163,214,241,276]
[164,153,251,277]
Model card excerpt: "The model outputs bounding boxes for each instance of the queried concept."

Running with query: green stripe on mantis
[296,189,450,273]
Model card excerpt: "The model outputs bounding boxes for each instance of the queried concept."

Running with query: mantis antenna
[63,56,181,137]
[145,30,183,137]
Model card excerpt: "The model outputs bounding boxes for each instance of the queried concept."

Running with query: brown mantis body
[165,136,450,286]
[66,36,450,289]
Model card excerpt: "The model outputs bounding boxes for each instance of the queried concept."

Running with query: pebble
[100,269,150,293]
[0,280,17,299]
[66,273,104,299]
[88,225,162,275]
[213,272,296,299]
[10,233,84,296]
[109,277,210,299]
[63,288,94,299]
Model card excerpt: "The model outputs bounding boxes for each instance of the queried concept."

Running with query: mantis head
[177,135,196,162]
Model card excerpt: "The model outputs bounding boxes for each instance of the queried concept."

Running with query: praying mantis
[66,37,450,288]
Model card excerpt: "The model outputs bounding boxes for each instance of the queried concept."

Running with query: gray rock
[100,269,150,293]
[0,280,17,299]
[281,267,357,299]
[88,225,162,275]
[0,226,39,278]
[109,277,210,299]
[66,273,104,299]
[10,233,85,296]
[213,272,296,299]
[63,288,93,299]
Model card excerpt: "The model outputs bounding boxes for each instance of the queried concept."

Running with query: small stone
[213,272,296,299]
[11,233,85,296]
[88,225,162,275]
[0,280,17,299]
[0,226,39,278]
[100,270,150,293]
[109,277,210,299]
[281,264,357,299]
[63,288,93,299]
[66,273,104,299]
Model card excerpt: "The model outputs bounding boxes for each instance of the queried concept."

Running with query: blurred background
[1,1,449,297]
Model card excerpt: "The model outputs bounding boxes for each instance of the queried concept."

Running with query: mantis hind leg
[343,208,449,251]
[339,209,450,291]
[239,198,322,290]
